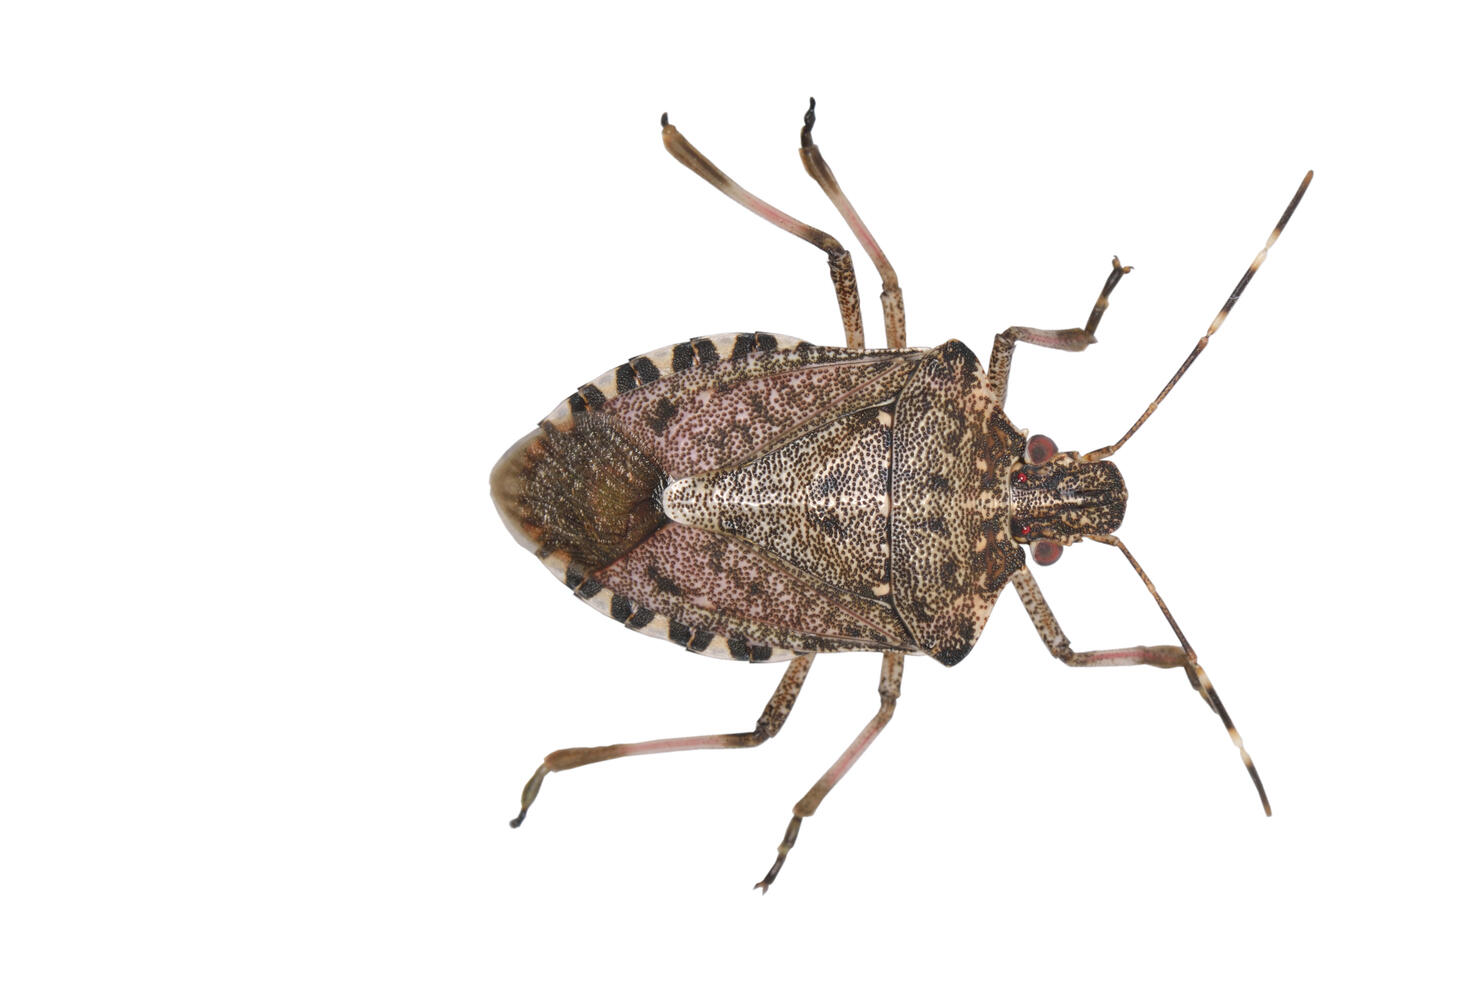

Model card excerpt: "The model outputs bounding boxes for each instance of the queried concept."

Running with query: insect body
[494,101,1311,891]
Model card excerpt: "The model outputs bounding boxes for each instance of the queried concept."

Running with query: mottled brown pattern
[490,414,666,577]
[1008,458,1126,543]
[542,333,799,435]
[496,333,1034,666]
[662,406,892,597]
[497,333,927,663]
[829,252,865,350]
[755,654,814,738]
[891,342,1026,664]
[594,523,912,652]
[604,347,922,476]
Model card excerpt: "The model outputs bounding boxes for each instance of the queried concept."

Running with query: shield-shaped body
[492,331,1028,666]
[496,108,1301,888]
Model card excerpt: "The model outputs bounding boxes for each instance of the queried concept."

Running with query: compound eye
[1026,434,1058,466]
[1031,540,1064,566]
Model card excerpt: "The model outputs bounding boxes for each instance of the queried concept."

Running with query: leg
[661,113,866,349]
[755,651,905,893]
[986,256,1132,398]
[1010,566,1269,815]
[510,654,814,827]
[798,99,907,348]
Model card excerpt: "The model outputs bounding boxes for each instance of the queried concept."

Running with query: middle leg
[755,650,905,892]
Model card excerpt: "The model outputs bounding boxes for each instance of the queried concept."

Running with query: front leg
[987,256,1131,398]
[1010,566,1270,816]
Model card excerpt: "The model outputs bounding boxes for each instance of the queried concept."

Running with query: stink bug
[493,100,1311,891]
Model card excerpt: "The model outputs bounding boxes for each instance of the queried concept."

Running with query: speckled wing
[596,522,913,658]
[492,332,924,662]
[566,332,922,476]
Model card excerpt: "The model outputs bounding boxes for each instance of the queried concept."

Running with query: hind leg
[510,654,814,827]
[661,113,866,349]
[798,99,907,347]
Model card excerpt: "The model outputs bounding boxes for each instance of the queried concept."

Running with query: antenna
[1090,533,1271,815]
[1082,171,1313,464]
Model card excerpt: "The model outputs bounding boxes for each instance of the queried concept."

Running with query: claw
[509,763,550,829]
[753,815,802,894]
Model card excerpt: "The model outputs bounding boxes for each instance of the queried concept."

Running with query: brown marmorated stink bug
[493,100,1310,891]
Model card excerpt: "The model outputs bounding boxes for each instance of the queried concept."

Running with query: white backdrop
[4,2,1476,980]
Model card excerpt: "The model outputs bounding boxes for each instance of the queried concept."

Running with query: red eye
[1014,471,1028,484]
[1018,524,1032,538]
[1026,434,1058,466]
[1032,540,1064,566]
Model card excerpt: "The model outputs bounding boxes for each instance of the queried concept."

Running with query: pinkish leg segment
[755,650,905,893]
[509,654,815,828]
[1010,563,1270,816]
[661,114,866,350]
[798,99,907,348]
[986,256,1133,398]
